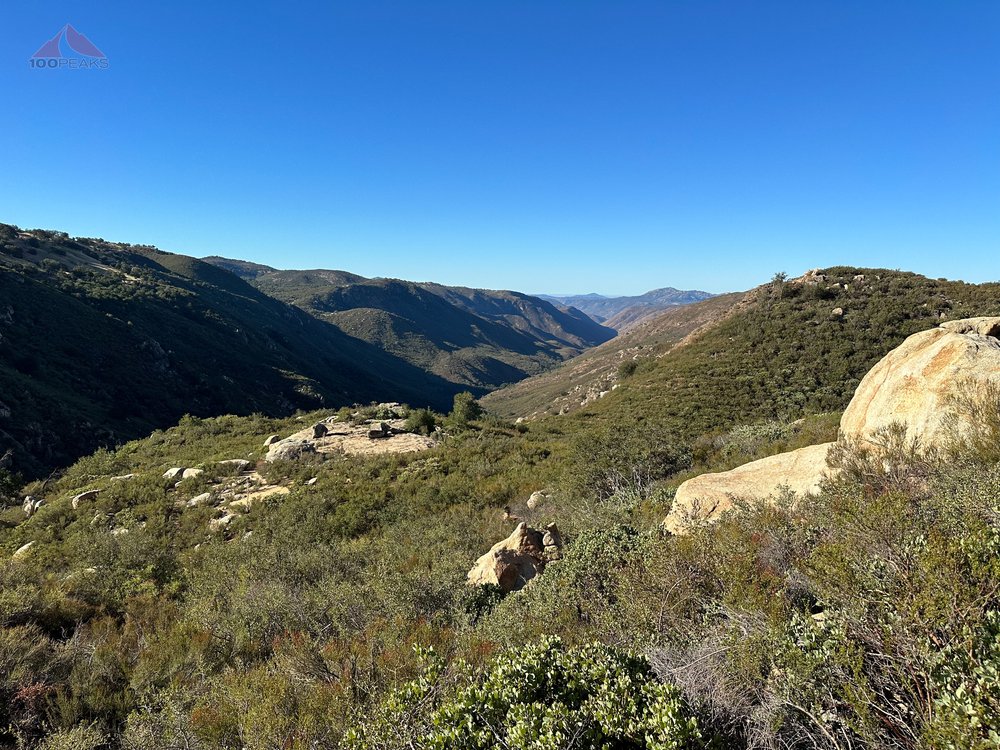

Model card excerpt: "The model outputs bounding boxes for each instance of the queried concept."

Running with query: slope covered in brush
[574,268,1000,438]
[0,225,459,477]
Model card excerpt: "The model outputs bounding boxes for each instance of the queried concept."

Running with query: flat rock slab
[279,419,434,457]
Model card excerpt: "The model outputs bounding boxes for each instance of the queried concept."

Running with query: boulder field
[665,317,1000,533]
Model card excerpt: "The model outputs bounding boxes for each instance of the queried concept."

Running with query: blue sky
[2,2,997,295]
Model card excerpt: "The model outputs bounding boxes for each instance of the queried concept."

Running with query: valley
[2,244,1000,749]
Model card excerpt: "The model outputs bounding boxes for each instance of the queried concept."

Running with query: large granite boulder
[665,317,1000,532]
[840,317,1000,445]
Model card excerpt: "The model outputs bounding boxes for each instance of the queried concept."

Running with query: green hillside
[3,280,1000,747]
[513,268,1000,438]
[0,226,460,477]
[206,263,617,391]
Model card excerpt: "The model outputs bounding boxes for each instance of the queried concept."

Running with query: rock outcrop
[665,444,835,534]
[467,522,563,593]
[22,496,43,517]
[666,317,1000,532]
[72,489,100,509]
[265,439,316,463]
[840,317,1000,446]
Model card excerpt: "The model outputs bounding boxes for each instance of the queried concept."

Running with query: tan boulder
[665,443,835,533]
[71,489,100,509]
[666,317,1000,532]
[467,522,560,593]
[840,317,1000,445]
[12,541,36,561]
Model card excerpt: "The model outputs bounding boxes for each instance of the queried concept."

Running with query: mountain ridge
[538,287,716,328]
[202,258,617,391]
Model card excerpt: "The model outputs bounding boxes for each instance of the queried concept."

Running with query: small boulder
[182,468,204,480]
[12,541,35,560]
[368,422,390,440]
[218,459,251,472]
[265,439,316,463]
[542,523,563,561]
[263,435,281,447]
[71,489,100,509]
[22,496,43,517]
[311,423,328,439]
[526,490,548,510]
[163,468,185,480]
[831,307,844,318]
[209,514,234,531]
[110,473,135,482]
[467,522,552,593]
[186,492,213,508]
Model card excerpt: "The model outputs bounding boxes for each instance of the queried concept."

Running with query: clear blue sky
[2,2,997,295]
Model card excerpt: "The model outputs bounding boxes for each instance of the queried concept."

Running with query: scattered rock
[263,435,281,447]
[305,477,318,486]
[71,489,100,509]
[218,459,251,472]
[12,541,35,560]
[311,423,328,439]
[542,523,563,561]
[181,468,204,480]
[831,307,844,318]
[853,274,866,283]
[186,492,213,508]
[526,490,548,510]
[209,514,234,532]
[22,496,43,517]
[110,473,135,482]
[368,422,390,440]
[467,522,562,593]
[265,439,316,462]
[163,468,185,480]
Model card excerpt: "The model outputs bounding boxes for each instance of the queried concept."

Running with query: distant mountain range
[537,288,715,329]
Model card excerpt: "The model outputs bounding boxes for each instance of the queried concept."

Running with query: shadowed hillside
[205,262,617,391]
[0,225,461,477]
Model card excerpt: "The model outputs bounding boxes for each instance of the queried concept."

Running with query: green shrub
[449,392,483,428]
[404,408,438,435]
[345,637,704,749]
